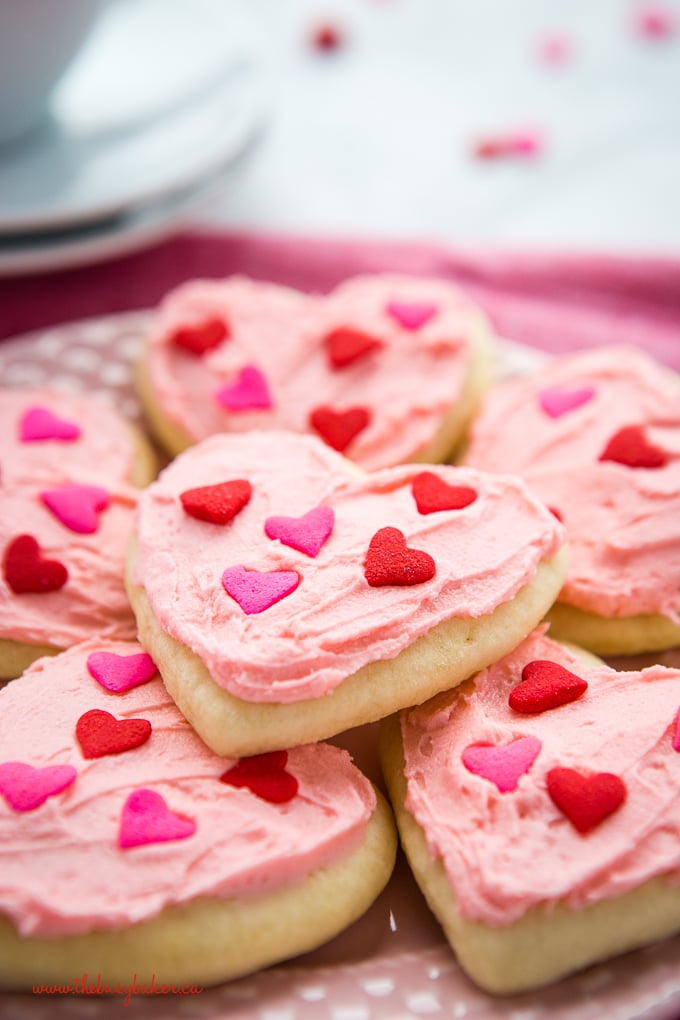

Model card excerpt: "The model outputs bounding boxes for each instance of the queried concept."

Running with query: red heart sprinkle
[411,471,477,514]
[364,526,436,587]
[3,534,68,594]
[546,767,627,834]
[220,750,299,803]
[599,425,668,468]
[309,405,371,452]
[509,659,588,714]
[325,327,383,369]
[75,710,152,759]
[171,317,230,356]
[180,479,252,524]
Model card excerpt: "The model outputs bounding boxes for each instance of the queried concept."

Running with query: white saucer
[0,130,262,276]
[0,0,263,236]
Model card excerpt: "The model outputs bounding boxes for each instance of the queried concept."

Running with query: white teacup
[0,0,102,146]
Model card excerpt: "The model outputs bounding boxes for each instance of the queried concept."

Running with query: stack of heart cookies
[0,388,156,681]
[2,274,680,999]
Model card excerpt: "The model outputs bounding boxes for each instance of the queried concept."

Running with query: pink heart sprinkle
[20,406,81,442]
[538,385,595,418]
[118,789,196,849]
[222,566,300,614]
[0,762,77,812]
[86,651,157,694]
[386,301,438,331]
[264,505,335,557]
[462,736,542,793]
[673,707,680,752]
[215,364,273,411]
[40,485,110,534]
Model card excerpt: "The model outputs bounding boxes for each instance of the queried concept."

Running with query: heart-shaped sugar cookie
[463,345,680,646]
[386,627,680,992]
[141,273,492,469]
[129,431,565,755]
[0,638,394,988]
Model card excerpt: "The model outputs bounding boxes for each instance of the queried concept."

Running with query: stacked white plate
[0,0,266,275]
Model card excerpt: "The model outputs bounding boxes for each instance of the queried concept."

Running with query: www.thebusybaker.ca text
[32,973,203,1007]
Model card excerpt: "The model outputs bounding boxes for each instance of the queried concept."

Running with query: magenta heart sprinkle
[0,762,77,812]
[386,301,438,331]
[86,651,157,694]
[20,406,81,442]
[40,484,110,534]
[538,385,595,419]
[215,364,273,411]
[118,789,196,849]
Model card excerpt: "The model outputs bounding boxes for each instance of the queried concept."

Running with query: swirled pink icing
[131,431,564,704]
[143,273,486,469]
[1,389,142,648]
[464,346,680,619]
[400,626,680,926]
[0,639,375,937]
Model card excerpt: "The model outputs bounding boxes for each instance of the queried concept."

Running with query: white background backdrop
[202,0,680,253]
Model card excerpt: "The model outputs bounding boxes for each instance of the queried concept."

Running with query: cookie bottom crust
[546,600,680,656]
[0,638,60,684]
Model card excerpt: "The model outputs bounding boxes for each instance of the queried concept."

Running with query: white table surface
[196,0,680,255]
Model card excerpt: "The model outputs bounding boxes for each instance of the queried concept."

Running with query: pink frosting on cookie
[400,626,680,926]
[1,389,143,649]
[144,274,486,469]
[0,640,375,937]
[132,431,564,704]
[1,389,139,488]
[464,346,680,619]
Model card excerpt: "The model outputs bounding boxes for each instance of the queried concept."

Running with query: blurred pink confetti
[472,130,544,161]
[536,32,574,65]
[634,4,676,38]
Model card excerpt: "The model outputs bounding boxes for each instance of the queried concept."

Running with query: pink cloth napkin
[1,230,679,368]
